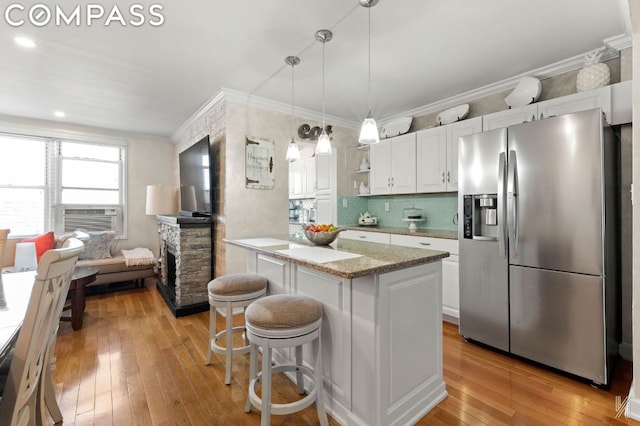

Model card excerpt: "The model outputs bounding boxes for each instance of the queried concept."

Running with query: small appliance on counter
[358,211,377,226]
[402,207,424,232]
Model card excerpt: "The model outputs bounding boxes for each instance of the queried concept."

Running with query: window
[0,134,126,237]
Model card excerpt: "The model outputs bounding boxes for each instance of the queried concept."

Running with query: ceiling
[0,0,631,138]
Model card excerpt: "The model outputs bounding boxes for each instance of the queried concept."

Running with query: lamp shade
[359,117,380,145]
[14,242,37,272]
[286,139,301,162]
[315,130,332,155]
[145,185,178,215]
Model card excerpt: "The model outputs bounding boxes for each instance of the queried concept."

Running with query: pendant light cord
[367,4,372,117]
[322,40,326,128]
[291,62,295,139]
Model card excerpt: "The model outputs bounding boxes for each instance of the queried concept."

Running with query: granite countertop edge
[339,225,458,240]
[226,235,450,279]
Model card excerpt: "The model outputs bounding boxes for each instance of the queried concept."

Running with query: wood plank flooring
[49,283,635,425]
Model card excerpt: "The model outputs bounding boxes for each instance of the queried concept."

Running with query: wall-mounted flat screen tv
[179,135,212,217]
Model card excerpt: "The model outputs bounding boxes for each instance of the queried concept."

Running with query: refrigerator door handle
[507,149,518,256]
[498,152,507,258]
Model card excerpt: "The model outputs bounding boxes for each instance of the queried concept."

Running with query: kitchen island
[226,234,449,426]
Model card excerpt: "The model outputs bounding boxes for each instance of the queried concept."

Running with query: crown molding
[379,34,632,126]
[173,33,633,139]
[171,87,360,142]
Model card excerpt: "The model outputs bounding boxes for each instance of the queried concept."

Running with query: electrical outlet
[384,202,390,212]
[342,198,348,208]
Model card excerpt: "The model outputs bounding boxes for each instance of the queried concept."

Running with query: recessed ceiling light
[13,37,36,48]
[54,111,66,118]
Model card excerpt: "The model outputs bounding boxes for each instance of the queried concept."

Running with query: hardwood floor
[50,283,635,425]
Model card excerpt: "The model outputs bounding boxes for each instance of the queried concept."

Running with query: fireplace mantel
[156,214,213,317]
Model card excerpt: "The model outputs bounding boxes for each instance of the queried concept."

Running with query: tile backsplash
[338,193,458,231]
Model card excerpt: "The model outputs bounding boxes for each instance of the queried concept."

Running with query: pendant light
[358,0,380,145]
[285,55,301,162]
[315,29,333,155]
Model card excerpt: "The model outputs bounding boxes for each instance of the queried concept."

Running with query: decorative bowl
[302,228,344,245]
[437,104,469,126]
[380,116,413,139]
[505,76,542,107]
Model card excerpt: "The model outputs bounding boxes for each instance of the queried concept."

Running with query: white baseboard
[626,381,640,421]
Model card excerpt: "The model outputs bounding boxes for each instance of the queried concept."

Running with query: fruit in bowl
[303,223,344,245]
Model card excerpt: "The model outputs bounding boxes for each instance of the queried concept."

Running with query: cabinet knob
[447,171,450,183]
[441,172,445,183]
[419,242,431,246]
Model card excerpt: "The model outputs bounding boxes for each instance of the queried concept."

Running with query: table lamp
[145,185,178,215]
[14,242,37,272]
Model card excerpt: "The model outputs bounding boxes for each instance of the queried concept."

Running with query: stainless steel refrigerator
[458,108,619,385]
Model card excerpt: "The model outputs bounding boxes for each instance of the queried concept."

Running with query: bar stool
[244,294,328,426]
[206,273,268,385]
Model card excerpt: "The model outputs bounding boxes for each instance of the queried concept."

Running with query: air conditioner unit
[61,206,123,235]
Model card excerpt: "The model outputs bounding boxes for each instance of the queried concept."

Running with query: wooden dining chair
[0,238,83,426]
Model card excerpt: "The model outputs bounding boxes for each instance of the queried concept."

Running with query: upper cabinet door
[537,86,611,123]
[289,160,304,198]
[482,104,538,131]
[445,117,482,191]
[315,153,334,195]
[303,157,316,197]
[389,133,417,194]
[370,139,393,195]
[416,126,447,193]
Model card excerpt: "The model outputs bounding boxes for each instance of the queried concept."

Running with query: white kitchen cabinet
[370,132,416,195]
[445,117,482,192]
[315,153,334,196]
[416,117,481,193]
[340,230,390,244]
[416,126,447,192]
[482,86,613,133]
[482,104,538,131]
[289,157,316,199]
[537,85,611,122]
[315,195,334,225]
[288,160,304,198]
[389,234,459,322]
[303,157,316,198]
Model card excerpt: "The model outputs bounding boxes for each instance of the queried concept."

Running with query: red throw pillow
[22,231,56,262]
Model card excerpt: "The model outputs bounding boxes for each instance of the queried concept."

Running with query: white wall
[0,114,175,257]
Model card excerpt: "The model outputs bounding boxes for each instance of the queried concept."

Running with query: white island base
[244,251,447,426]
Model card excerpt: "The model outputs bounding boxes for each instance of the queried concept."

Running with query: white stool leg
[314,329,328,426]
[224,301,233,385]
[245,342,257,413]
[295,345,305,395]
[261,345,272,426]
[205,305,215,365]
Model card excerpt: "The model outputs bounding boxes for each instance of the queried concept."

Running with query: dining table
[0,271,36,367]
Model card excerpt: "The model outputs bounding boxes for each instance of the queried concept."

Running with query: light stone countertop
[225,233,449,279]
[340,225,458,240]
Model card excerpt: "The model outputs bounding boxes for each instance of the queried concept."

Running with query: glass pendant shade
[315,129,332,155]
[286,138,300,162]
[315,29,333,156]
[359,116,380,145]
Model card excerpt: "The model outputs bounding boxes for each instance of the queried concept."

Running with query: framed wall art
[245,136,275,190]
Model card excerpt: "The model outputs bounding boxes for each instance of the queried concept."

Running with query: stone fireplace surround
[156,214,213,317]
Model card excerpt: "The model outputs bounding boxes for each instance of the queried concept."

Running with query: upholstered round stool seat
[245,294,323,335]
[205,274,268,385]
[244,294,328,426]
[208,273,268,301]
